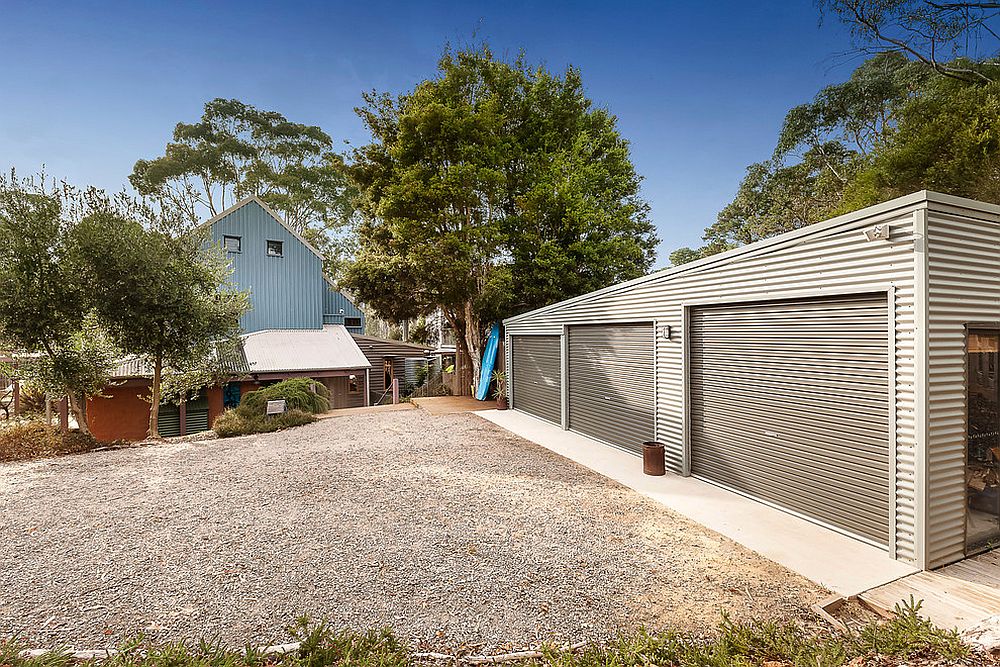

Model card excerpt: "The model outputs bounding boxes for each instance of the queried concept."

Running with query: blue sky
[0,1,857,265]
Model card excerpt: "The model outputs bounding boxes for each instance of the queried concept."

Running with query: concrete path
[477,408,918,597]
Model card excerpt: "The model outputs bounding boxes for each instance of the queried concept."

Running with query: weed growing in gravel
[0,603,981,667]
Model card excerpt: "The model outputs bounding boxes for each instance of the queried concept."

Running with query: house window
[266,240,283,257]
[223,235,241,253]
[344,316,362,328]
[347,374,360,394]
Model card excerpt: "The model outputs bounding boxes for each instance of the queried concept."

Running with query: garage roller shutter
[568,324,654,455]
[511,336,562,424]
[689,293,891,546]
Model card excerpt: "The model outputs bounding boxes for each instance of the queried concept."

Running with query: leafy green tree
[844,75,1000,206]
[820,0,1000,84]
[130,98,358,281]
[0,174,118,433]
[345,46,657,378]
[671,53,925,264]
[73,212,248,439]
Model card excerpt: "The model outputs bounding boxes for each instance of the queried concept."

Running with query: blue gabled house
[203,197,365,334]
[88,197,384,441]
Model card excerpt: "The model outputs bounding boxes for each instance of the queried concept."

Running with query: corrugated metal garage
[567,324,654,454]
[688,293,891,546]
[510,336,561,424]
[504,191,1000,570]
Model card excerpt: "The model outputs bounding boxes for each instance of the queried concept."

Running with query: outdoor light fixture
[864,224,890,242]
[660,324,671,340]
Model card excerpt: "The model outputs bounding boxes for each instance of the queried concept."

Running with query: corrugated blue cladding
[323,282,366,334]
[209,200,323,332]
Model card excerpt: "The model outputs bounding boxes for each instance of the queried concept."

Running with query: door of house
[967,329,1000,553]
[383,359,394,391]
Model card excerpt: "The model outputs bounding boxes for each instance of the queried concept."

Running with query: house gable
[207,198,324,332]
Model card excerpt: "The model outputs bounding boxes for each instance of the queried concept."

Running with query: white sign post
[266,399,287,416]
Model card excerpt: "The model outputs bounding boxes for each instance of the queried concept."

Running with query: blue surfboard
[475,323,501,401]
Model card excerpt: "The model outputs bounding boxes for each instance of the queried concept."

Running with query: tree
[130,98,358,281]
[73,212,247,439]
[843,74,1000,205]
[820,0,1000,83]
[672,54,922,263]
[345,46,657,379]
[0,174,118,433]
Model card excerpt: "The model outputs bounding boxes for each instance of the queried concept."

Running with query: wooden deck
[860,550,1000,630]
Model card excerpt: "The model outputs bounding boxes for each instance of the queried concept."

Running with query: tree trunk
[401,319,410,342]
[148,354,162,440]
[68,392,91,436]
[462,302,483,392]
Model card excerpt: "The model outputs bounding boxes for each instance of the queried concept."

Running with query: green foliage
[677,50,1000,262]
[238,378,330,417]
[212,408,315,438]
[344,45,657,376]
[819,1,1000,84]
[0,174,120,431]
[72,210,248,438]
[491,370,505,399]
[0,420,101,462]
[0,604,976,667]
[130,98,357,282]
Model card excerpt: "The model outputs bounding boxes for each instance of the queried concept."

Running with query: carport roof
[110,325,370,379]
[243,325,372,374]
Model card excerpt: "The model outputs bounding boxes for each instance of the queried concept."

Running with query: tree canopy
[343,46,657,376]
[130,98,357,281]
[73,212,247,438]
[670,44,1000,265]
[0,176,117,433]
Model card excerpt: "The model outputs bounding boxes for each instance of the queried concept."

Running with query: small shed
[504,191,1000,571]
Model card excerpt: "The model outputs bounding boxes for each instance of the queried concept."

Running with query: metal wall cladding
[568,324,655,455]
[505,202,919,561]
[323,283,365,333]
[689,294,891,546]
[209,200,324,333]
[186,409,210,434]
[926,205,1000,567]
[510,336,562,425]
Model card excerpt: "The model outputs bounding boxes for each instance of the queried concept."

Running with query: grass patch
[0,420,101,462]
[0,602,985,667]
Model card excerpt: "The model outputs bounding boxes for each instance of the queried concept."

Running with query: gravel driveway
[0,410,824,651]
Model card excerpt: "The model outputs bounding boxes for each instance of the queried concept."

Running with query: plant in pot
[491,370,508,410]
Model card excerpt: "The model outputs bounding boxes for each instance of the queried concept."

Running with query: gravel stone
[0,410,825,651]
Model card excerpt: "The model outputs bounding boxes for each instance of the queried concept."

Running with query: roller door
[689,293,891,546]
[510,335,562,424]
[568,323,654,455]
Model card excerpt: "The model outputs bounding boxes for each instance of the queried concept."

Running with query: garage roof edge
[504,190,944,326]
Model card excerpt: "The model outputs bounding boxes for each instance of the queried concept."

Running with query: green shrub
[238,379,330,417]
[213,408,315,438]
[0,420,99,462]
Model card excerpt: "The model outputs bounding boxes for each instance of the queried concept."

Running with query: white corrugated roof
[243,325,371,373]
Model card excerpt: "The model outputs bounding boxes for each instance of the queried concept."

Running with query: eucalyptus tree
[131,98,357,280]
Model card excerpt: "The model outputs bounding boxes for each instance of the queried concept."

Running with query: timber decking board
[859,552,1000,630]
